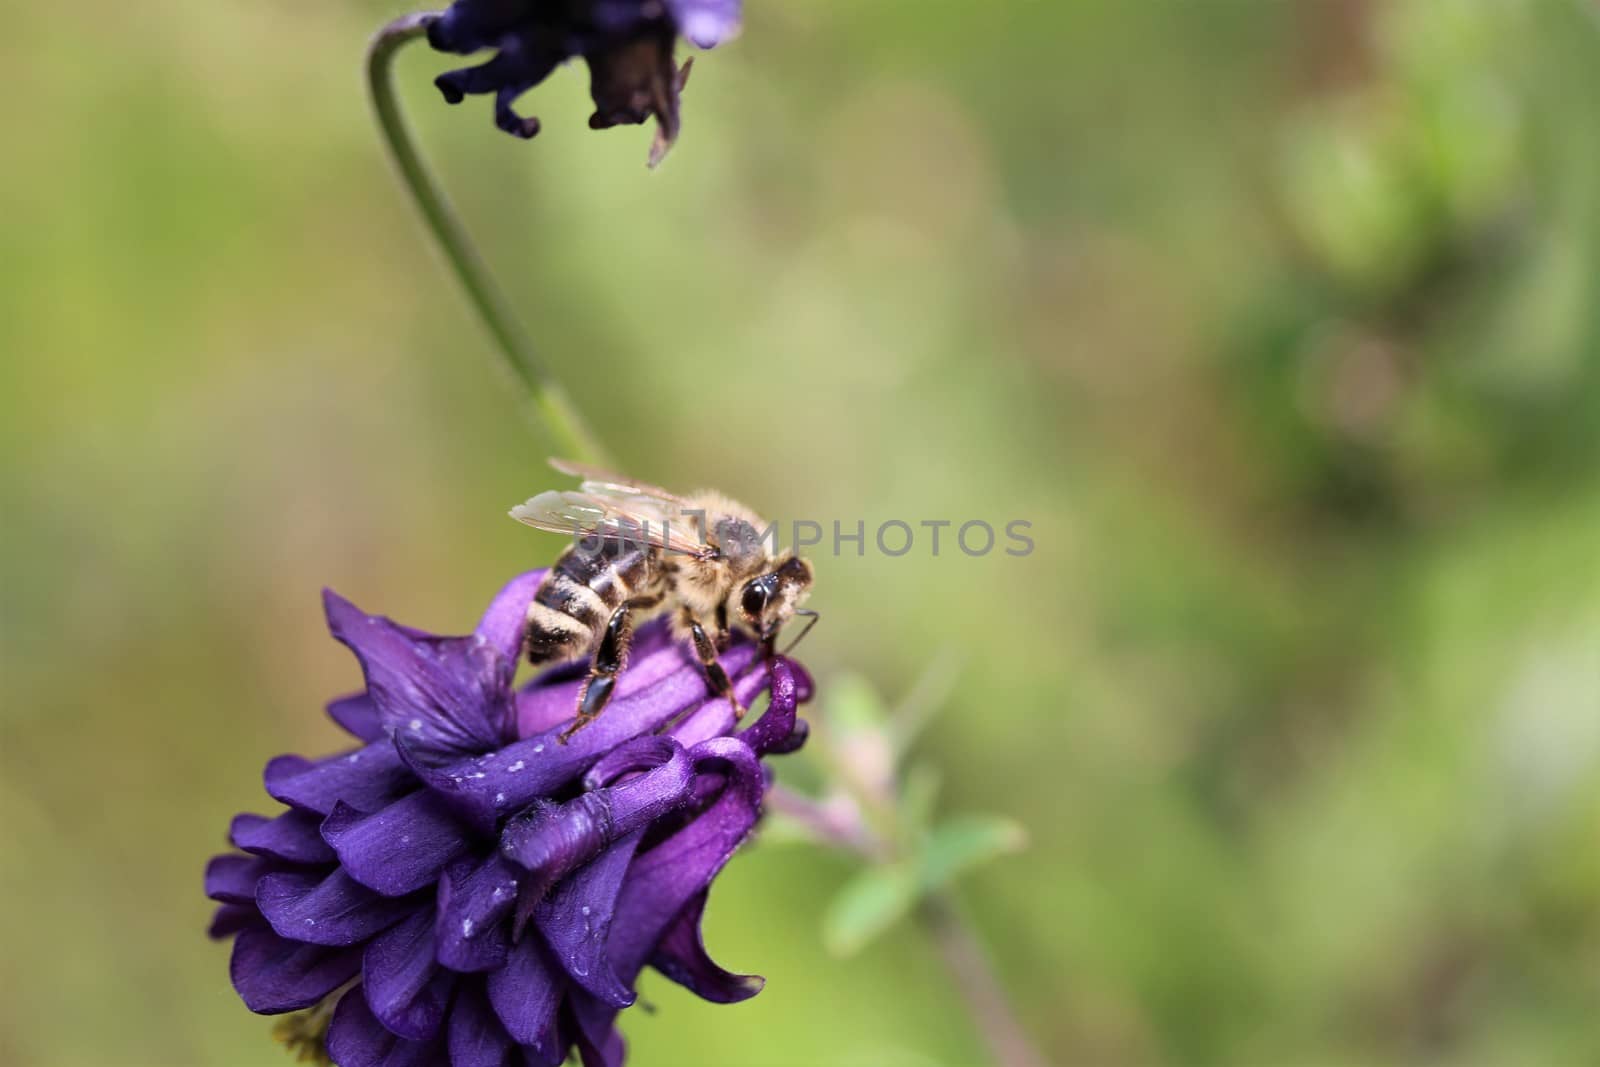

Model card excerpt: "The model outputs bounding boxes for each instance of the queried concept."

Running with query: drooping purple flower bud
[206,569,810,1066]
[426,0,743,163]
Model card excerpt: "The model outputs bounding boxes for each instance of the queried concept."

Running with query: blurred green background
[4,0,1600,1064]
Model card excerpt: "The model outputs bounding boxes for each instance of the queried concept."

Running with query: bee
[510,459,817,742]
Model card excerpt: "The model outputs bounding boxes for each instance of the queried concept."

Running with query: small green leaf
[898,762,942,837]
[917,815,1028,890]
[821,865,920,957]
[826,673,890,734]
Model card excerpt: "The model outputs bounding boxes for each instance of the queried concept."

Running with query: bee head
[737,556,814,642]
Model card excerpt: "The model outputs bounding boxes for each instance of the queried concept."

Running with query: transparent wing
[510,490,713,558]
[547,458,688,504]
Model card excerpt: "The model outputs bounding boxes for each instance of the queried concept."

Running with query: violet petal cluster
[206,570,810,1066]
[426,0,742,157]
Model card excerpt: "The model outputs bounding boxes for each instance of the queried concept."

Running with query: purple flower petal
[649,889,763,1003]
[666,660,774,748]
[210,564,812,1062]
[487,935,567,1064]
[667,0,742,48]
[208,903,260,939]
[229,926,362,1014]
[256,868,416,948]
[205,853,282,905]
[565,991,627,1067]
[230,810,337,865]
[322,793,474,897]
[606,737,765,981]
[409,645,762,831]
[435,855,519,973]
[581,734,682,790]
[327,693,385,742]
[515,671,585,738]
[535,830,642,1008]
[733,658,803,755]
[447,980,519,1067]
[473,570,546,664]
[325,589,515,755]
[786,657,815,704]
[327,987,446,1067]
[500,741,695,933]
[768,716,809,755]
[363,907,458,1041]
[513,621,677,737]
[263,742,412,816]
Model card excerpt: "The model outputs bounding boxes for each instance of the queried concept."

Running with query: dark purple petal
[229,926,362,1014]
[515,671,585,738]
[327,987,446,1067]
[448,980,520,1067]
[325,589,515,755]
[212,557,810,1063]
[230,810,337,865]
[500,741,694,932]
[487,936,566,1064]
[649,889,763,1003]
[263,742,412,816]
[256,868,416,947]
[473,570,546,663]
[205,853,281,905]
[363,907,458,1041]
[667,0,742,48]
[581,734,681,790]
[768,716,809,755]
[565,991,627,1067]
[535,830,642,1008]
[410,645,762,831]
[208,903,260,939]
[666,660,774,748]
[322,794,474,897]
[734,658,803,755]
[607,737,765,981]
[786,657,815,704]
[328,693,386,742]
[436,855,519,973]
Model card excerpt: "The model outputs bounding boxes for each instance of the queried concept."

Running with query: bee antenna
[780,609,820,655]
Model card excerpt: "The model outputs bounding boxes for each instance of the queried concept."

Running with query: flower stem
[920,892,1051,1067]
[766,784,1050,1067]
[366,13,609,465]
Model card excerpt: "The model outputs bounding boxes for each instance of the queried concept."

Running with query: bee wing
[510,490,714,558]
[547,458,688,504]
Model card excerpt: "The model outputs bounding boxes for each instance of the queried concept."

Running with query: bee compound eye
[741,580,769,620]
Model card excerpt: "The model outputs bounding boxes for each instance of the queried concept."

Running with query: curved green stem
[366,13,609,465]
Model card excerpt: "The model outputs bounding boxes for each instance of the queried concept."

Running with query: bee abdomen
[524,544,652,665]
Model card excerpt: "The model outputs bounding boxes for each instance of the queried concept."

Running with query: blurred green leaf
[918,815,1029,890]
[827,672,891,734]
[823,865,921,958]
[823,815,1027,957]
[899,762,943,838]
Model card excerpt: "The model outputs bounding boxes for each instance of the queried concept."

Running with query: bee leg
[685,610,746,721]
[558,601,638,744]
[714,603,732,651]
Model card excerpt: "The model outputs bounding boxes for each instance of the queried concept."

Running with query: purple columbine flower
[426,0,742,162]
[206,570,810,1066]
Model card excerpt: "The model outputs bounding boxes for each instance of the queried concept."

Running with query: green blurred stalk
[366,13,609,466]
[769,784,1049,1067]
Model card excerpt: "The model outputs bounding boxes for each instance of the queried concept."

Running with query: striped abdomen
[525,541,656,664]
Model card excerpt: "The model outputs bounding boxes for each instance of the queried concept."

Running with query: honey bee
[510,460,817,742]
